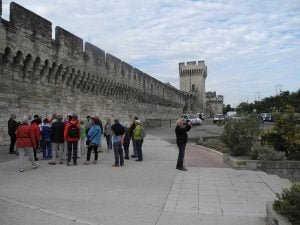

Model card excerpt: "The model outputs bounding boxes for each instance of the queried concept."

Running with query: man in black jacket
[175,119,192,171]
[8,114,18,154]
[49,115,65,165]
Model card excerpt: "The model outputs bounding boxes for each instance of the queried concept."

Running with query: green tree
[223,104,234,114]
[261,106,300,155]
[237,89,300,114]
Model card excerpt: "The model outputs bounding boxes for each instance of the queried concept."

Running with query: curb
[191,144,224,156]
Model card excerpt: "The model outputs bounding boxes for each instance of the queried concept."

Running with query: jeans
[18,147,36,169]
[78,138,86,157]
[9,134,16,153]
[106,135,112,149]
[132,140,137,157]
[87,144,98,161]
[42,140,52,159]
[135,140,143,161]
[123,142,130,158]
[113,142,124,166]
[176,143,186,169]
[67,141,78,164]
[51,142,64,163]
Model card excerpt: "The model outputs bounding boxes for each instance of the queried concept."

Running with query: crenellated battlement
[0,2,186,102]
[10,2,52,44]
[179,60,207,71]
[0,1,189,145]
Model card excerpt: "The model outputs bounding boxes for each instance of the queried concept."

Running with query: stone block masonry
[0,2,189,146]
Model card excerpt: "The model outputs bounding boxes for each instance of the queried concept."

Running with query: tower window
[192,84,195,91]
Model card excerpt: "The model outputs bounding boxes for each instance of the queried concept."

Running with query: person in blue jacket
[84,116,102,164]
[41,118,52,160]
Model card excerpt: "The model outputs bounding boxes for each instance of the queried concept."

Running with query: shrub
[288,151,300,161]
[262,106,300,156]
[252,144,286,161]
[273,183,300,225]
[221,116,261,156]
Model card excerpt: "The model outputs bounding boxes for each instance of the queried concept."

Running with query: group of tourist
[7,113,145,172]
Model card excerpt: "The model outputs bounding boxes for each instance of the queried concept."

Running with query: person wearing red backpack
[64,114,81,166]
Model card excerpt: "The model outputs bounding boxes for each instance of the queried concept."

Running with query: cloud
[2,0,300,106]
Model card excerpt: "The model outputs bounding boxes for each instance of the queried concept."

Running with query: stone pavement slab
[163,167,291,221]
[0,135,292,225]
[157,212,267,225]
[0,135,178,225]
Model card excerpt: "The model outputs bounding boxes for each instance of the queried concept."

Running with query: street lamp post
[276,85,283,95]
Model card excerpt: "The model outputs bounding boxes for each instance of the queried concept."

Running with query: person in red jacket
[64,114,81,166]
[16,116,39,172]
[31,117,41,161]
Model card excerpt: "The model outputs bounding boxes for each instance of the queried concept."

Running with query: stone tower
[179,61,207,113]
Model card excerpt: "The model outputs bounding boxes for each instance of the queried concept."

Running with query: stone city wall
[0,2,188,145]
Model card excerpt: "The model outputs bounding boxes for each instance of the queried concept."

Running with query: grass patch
[197,138,229,154]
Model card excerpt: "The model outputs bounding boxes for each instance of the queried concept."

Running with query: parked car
[226,111,237,119]
[230,115,242,120]
[179,114,202,125]
[260,113,273,122]
[213,114,225,123]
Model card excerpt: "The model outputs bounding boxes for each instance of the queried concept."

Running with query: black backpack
[68,122,79,138]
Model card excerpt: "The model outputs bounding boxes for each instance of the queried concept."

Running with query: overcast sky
[2,0,300,106]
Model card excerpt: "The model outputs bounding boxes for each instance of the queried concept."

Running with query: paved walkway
[0,135,291,225]
[0,147,17,163]
[185,144,229,168]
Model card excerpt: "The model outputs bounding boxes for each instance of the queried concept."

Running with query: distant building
[206,91,224,116]
[179,61,207,113]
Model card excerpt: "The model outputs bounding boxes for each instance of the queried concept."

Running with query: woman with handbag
[84,116,102,165]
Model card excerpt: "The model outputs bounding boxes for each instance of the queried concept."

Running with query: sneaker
[112,164,119,167]
[19,168,24,172]
[48,162,56,165]
[83,161,90,165]
[33,163,39,169]
[177,167,188,171]
[93,161,97,164]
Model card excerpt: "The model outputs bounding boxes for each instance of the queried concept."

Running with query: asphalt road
[147,118,275,144]
[147,119,224,144]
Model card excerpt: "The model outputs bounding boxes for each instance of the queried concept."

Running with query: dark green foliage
[237,89,300,114]
[288,152,300,161]
[261,106,300,156]
[221,116,261,156]
[273,183,300,225]
[223,104,234,114]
